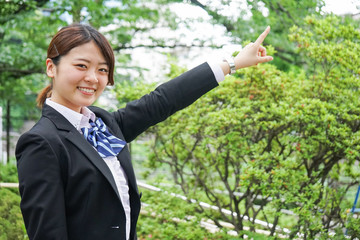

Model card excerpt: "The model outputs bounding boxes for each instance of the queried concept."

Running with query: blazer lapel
[65,130,122,201]
[42,104,122,201]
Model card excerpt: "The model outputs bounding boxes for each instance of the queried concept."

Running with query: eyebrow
[74,58,108,66]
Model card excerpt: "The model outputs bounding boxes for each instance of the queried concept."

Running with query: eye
[76,64,87,69]
[99,68,109,73]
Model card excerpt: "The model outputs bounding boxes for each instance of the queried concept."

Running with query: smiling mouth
[78,87,95,94]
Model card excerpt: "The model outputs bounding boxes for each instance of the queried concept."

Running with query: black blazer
[16,63,218,240]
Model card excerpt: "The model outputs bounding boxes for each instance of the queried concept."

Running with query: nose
[84,69,98,83]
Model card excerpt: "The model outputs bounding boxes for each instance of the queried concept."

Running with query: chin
[79,98,96,107]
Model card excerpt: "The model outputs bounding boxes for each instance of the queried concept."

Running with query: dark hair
[37,23,115,107]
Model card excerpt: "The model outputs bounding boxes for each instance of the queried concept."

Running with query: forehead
[66,41,106,63]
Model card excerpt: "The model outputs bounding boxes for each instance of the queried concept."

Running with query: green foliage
[0,0,38,23]
[0,0,182,131]
[0,163,26,239]
[137,182,272,239]
[112,55,187,110]
[113,80,157,109]
[0,0,187,164]
[118,15,360,238]
[176,0,359,72]
[0,163,20,199]
[345,216,360,239]
[3,0,360,238]
[0,1,55,132]
[138,187,219,239]
[0,188,26,240]
[243,0,324,70]
[0,163,18,183]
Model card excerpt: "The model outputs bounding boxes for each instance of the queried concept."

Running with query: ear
[46,58,56,78]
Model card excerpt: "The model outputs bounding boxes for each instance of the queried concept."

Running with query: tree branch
[0,68,44,76]
[189,0,235,32]
[0,0,49,24]
[276,2,298,26]
[113,43,225,51]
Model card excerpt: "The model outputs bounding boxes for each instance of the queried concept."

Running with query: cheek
[69,70,85,82]
[56,68,84,86]
[97,77,108,93]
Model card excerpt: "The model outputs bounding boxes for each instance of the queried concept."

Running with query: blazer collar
[42,104,122,201]
[42,103,75,131]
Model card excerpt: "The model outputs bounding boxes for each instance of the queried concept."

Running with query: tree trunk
[6,99,10,163]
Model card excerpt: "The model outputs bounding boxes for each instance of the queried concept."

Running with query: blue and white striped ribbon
[81,118,126,158]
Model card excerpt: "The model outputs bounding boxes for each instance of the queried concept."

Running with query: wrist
[223,57,236,75]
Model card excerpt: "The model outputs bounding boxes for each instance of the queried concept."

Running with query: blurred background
[1,0,360,239]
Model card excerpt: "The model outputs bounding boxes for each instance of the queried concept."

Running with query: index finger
[255,26,270,45]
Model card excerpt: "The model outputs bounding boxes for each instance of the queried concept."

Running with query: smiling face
[46,41,109,112]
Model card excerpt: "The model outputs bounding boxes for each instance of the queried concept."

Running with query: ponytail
[36,84,52,108]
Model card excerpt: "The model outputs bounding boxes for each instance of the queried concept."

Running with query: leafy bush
[0,163,26,239]
[117,15,360,239]
[345,216,360,239]
[0,163,19,183]
[137,182,272,240]
[0,188,26,240]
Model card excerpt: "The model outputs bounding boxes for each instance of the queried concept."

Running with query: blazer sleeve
[113,62,219,142]
[16,132,68,240]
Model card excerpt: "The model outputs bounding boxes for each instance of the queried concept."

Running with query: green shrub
[0,188,26,240]
[0,163,19,183]
[120,15,360,239]
[345,215,360,239]
[137,183,272,239]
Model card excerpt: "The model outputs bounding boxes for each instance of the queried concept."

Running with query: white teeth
[78,87,95,93]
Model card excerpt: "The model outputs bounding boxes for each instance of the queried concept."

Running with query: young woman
[16,23,273,240]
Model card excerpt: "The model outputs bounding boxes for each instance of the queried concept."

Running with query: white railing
[137,181,290,238]
[0,182,18,188]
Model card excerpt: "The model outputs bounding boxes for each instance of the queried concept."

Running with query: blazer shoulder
[19,117,55,140]
[16,116,68,156]
[29,115,65,135]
